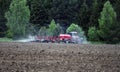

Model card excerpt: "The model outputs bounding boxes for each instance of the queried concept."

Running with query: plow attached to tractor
[32,31,83,44]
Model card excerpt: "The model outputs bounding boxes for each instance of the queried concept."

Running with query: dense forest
[0,0,120,43]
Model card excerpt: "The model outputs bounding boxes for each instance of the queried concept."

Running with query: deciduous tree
[66,23,85,37]
[5,0,30,38]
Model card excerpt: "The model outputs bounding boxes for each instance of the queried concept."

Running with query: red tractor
[34,31,81,43]
[59,34,72,43]
[59,31,81,43]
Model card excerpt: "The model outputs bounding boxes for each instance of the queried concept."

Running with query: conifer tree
[79,0,89,30]
[47,19,57,36]
[89,0,99,27]
[98,1,119,43]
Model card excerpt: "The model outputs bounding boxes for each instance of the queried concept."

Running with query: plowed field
[0,42,120,72]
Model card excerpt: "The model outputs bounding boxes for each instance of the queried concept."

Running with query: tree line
[0,0,120,43]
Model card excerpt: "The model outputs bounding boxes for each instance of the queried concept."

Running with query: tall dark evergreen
[114,0,120,22]
[30,0,52,27]
[0,0,11,37]
[89,0,99,27]
[79,0,90,31]
[51,0,79,27]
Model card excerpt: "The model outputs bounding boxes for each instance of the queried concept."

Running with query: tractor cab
[68,31,80,43]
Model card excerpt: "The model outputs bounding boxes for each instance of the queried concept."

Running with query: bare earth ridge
[0,42,120,72]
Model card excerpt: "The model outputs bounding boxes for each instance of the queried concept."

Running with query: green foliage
[88,27,99,41]
[90,41,104,44]
[0,0,11,37]
[67,23,78,33]
[54,23,64,36]
[5,0,30,38]
[47,19,63,36]
[0,0,120,44]
[38,26,48,36]
[66,23,84,37]
[98,1,119,44]
[89,0,99,27]
[29,0,83,27]
[0,37,13,42]
[30,0,52,27]
[37,19,63,37]
[26,24,37,35]
[6,30,13,38]
[47,19,57,36]
[79,0,90,31]
[114,0,120,22]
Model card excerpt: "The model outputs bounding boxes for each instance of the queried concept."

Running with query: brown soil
[0,42,120,72]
